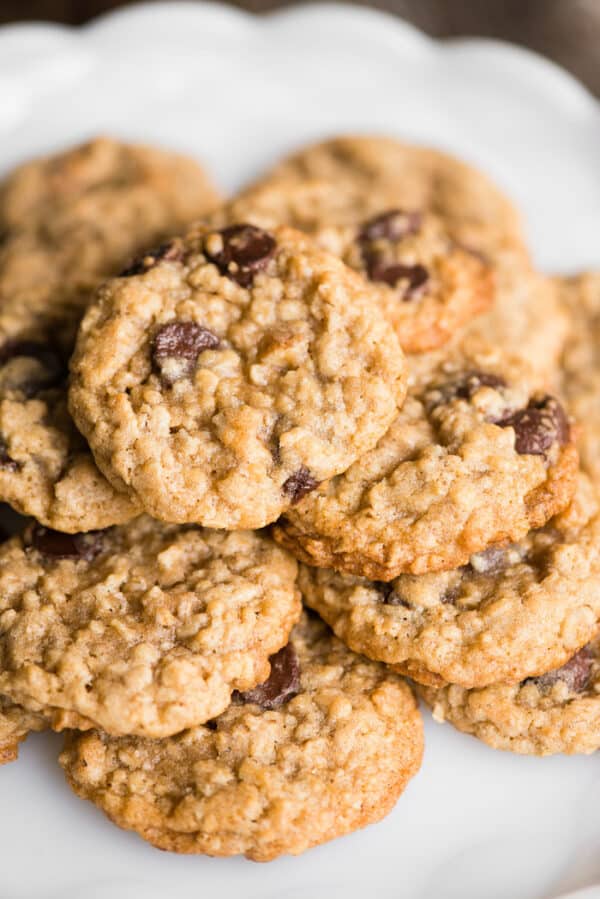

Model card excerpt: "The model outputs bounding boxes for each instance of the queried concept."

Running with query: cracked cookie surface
[214,180,494,353]
[69,223,407,529]
[300,473,600,688]
[418,638,600,755]
[59,612,423,860]
[274,341,578,579]
[0,137,220,531]
[0,521,300,737]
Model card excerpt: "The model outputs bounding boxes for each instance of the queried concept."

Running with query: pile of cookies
[0,135,598,860]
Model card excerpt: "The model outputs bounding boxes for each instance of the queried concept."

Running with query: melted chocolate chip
[359,209,422,244]
[525,646,593,694]
[205,225,276,288]
[120,240,184,277]
[497,395,570,456]
[152,321,220,384]
[205,719,218,732]
[233,643,300,710]
[363,255,429,299]
[282,467,319,504]
[0,437,19,472]
[0,340,65,397]
[27,524,105,561]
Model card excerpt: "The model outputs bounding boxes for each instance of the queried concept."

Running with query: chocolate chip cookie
[419,639,600,755]
[59,612,423,860]
[252,135,529,265]
[274,340,578,579]
[0,520,301,737]
[300,472,600,688]
[555,272,600,483]
[465,265,569,384]
[69,223,408,529]
[0,137,221,531]
[214,180,494,353]
[0,697,46,765]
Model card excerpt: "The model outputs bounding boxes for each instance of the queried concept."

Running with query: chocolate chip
[497,395,570,456]
[525,646,593,694]
[120,240,184,277]
[152,321,220,384]
[233,643,300,710]
[365,257,430,299]
[27,524,105,561]
[0,340,65,397]
[426,370,507,411]
[455,371,507,400]
[282,467,319,504]
[359,209,422,244]
[0,437,19,472]
[205,225,276,287]
[205,719,218,732]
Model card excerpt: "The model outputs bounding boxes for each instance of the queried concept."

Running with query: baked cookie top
[274,340,578,580]
[556,272,600,483]
[0,520,300,738]
[59,612,423,860]
[251,134,529,264]
[69,223,408,529]
[215,180,494,353]
[0,137,221,532]
[465,265,568,384]
[299,473,600,688]
[0,697,46,766]
[419,638,600,756]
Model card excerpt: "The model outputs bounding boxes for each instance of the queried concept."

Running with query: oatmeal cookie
[299,473,600,688]
[555,272,600,483]
[252,134,528,264]
[274,341,578,579]
[60,613,423,860]
[0,697,46,765]
[0,137,221,531]
[464,266,568,384]
[0,520,300,737]
[419,639,600,755]
[69,223,407,529]
[215,180,494,353]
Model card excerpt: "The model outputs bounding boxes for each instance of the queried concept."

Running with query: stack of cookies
[0,134,598,860]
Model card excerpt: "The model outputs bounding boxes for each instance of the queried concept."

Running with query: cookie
[215,180,494,353]
[465,265,568,383]
[419,639,600,755]
[253,135,529,265]
[0,137,221,532]
[274,338,578,579]
[299,472,600,688]
[0,520,300,737]
[555,272,600,483]
[69,223,408,529]
[0,697,46,765]
[59,612,424,860]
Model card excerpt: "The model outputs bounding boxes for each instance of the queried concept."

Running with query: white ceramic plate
[1,4,600,898]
